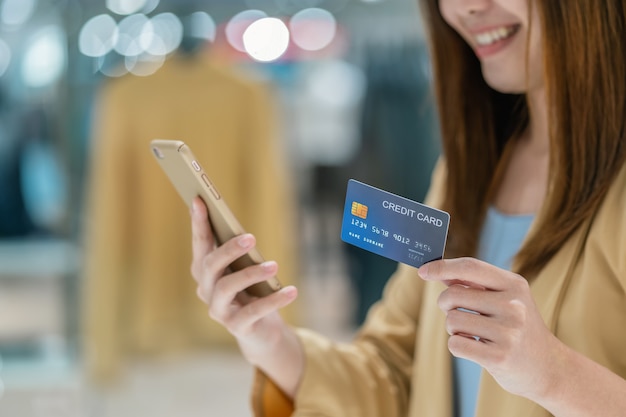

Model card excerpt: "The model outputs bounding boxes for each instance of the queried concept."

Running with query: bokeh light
[21,25,66,88]
[243,17,290,62]
[1,0,36,27]
[114,13,149,56]
[141,0,160,14]
[97,51,128,77]
[188,11,217,42]
[125,52,165,76]
[290,8,336,51]
[106,0,148,16]
[141,13,183,56]
[225,9,267,52]
[79,14,119,58]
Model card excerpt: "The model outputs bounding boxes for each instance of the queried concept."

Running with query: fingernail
[418,263,429,279]
[261,261,276,271]
[238,234,254,248]
[283,286,297,298]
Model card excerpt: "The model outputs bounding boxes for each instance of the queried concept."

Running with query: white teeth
[475,26,516,46]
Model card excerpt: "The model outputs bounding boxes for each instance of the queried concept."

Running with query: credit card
[341,179,450,269]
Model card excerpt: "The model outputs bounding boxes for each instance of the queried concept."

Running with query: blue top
[453,207,534,417]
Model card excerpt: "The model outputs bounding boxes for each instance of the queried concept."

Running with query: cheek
[437,2,473,47]
[438,1,457,30]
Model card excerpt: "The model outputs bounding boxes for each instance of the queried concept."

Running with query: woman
[189,0,626,415]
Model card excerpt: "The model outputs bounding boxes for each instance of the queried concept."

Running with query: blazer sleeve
[250,159,447,417]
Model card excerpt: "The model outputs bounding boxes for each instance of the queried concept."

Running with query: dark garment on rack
[0,141,35,237]
[346,40,441,325]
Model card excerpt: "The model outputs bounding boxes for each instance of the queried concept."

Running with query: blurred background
[0,0,440,415]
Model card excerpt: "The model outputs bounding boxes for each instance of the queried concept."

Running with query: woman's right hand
[189,197,304,397]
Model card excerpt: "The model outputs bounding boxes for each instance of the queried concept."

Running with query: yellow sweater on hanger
[81,52,299,382]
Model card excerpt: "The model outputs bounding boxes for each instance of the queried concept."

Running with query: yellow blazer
[82,53,299,381]
[253,159,626,416]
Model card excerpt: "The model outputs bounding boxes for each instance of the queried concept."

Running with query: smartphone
[150,139,282,297]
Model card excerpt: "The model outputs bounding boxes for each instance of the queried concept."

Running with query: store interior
[0,0,441,415]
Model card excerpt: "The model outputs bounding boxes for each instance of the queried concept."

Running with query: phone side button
[210,187,221,200]
[201,174,221,200]
[191,160,202,171]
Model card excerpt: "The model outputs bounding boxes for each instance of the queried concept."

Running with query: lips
[471,24,521,58]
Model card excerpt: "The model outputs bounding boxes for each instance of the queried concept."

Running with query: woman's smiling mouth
[471,24,521,57]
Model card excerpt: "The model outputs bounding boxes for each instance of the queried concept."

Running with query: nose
[456,0,491,15]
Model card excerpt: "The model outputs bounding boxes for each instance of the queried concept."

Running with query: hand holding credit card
[341,179,449,268]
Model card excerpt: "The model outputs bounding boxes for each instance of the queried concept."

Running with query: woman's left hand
[418,257,562,399]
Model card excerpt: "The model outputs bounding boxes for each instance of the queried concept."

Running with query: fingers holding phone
[190,196,256,301]
[189,196,298,339]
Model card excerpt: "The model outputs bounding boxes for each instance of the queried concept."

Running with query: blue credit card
[341,179,450,269]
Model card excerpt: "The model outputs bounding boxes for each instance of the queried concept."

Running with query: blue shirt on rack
[453,207,534,417]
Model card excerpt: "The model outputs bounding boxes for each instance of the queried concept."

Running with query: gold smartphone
[150,139,282,297]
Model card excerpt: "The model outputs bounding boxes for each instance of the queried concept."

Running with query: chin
[483,75,525,94]
[481,66,526,94]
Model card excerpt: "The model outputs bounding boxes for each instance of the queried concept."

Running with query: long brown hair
[419,0,626,278]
